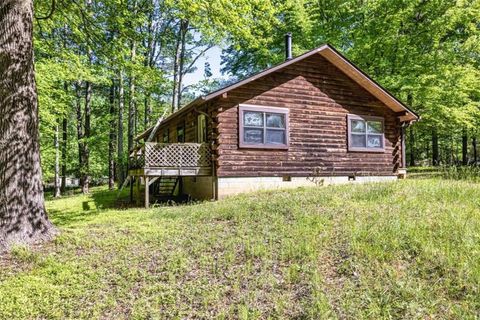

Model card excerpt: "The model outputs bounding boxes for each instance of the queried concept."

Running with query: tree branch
[35,0,56,20]
[183,45,214,75]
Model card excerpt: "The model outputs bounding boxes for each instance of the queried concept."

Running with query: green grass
[409,166,480,182]
[1,179,480,319]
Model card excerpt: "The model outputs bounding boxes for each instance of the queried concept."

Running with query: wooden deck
[129,167,212,177]
[127,142,213,208]
[128,142,213,177]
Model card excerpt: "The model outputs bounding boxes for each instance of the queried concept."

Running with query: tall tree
[60,107,67,193]
[432,129,439,166]
[171,19,188,112]
[462,130,468,165]
[117,71,125,186]
[108,81,116,190]
[0,0,56,250]
[473,136,478,164]
[53,121,60,197]
[128,40,137,153]
[80,80,92,194]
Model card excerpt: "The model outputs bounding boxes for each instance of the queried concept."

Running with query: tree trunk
[0,0,56,250]
[108,81,116,190]
[453,136,457,165]
[409,126,415,167]
[54,123,60,197]
[432,129,439,166]
[172,19,188,112]
[406,93,415,167]
[117,71,125,187]
[79,0,94,194]
[144,94,151,128]
[134,96,138,140]
[128,41,136,153]
[61,117,67,193]
[144,13,155,129]
[80,81,91,194]
[172,28,181,112]
[462,130,468,166]
[177,20,188,109]
[472,136,477,165]
[75,82,84,188]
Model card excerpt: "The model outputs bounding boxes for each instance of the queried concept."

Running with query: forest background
[34,0,480,194]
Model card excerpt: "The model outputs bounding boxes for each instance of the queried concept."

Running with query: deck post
[136,176,141,205]
[401,124,407,168]
[145,176,149,208]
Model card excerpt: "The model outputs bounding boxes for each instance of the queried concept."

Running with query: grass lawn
[1,179,479,319]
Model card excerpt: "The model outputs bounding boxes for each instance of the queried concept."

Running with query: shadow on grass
[48,187,129,227]
[48,207,100,227]
[47,185,204,227]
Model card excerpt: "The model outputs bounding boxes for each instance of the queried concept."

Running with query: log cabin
[130,36,419,207]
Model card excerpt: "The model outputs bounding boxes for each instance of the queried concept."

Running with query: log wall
[212,54,402,177]
[152,54,402,178]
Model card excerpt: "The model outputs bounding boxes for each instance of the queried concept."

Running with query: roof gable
[202,44,418,121]
[137,44,418,142]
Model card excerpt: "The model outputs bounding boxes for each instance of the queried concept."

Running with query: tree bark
[432,129,439,166]
[128,41,136,153]
[171,26,181,112]
[108,81,116,190]
[117,71,125,187]
[144,13,155,129]
[60,37,68,194]
[472,136,477,165]
[79,0,94,194]
[82,81,91,194]
[171,19,188,112]
[54,122,60,197]
[409,127,415,167]
[0,0,56,250]
[75,82,84,187]
[462,130,468,165]
[406,93,415,167]
[144,94,151,128]
[61,117,67,193]
[176,19,188,109]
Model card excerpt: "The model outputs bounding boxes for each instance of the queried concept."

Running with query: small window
[162,128,169,143]
[177,122,185,143]
[239,105,289,149]
[197,114,207,143]
[347,114,384,152]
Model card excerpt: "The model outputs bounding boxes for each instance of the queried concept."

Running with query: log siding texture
[212,54,401,177]
[134,44,419,200]
[148,50,418,180]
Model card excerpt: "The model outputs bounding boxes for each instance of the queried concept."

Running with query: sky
[182,45,224,87]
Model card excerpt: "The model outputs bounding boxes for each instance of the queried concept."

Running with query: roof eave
[135,96,208,142]
[144,44,419,136]
[319,45,418,121]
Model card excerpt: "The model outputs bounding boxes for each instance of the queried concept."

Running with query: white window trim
[239,104,289,149]
[347,114,385,152]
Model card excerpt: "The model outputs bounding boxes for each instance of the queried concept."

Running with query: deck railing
[129,142,212,170]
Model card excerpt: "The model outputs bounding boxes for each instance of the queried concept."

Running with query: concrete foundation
[216,175,397,199]
[180,175,398,200]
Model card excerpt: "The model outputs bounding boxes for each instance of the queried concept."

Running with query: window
[176,122,185,143]
[162,128,169,143]
[347,114,384,152]
[239,105,289,149]
[197,114,207,143]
